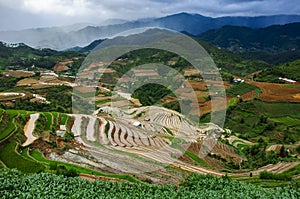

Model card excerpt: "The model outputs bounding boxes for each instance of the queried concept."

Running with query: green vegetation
[0,41,85,70]
[132,83,172,106]
[226,83,259,97]
[0,142,44,173]
[227,97,238,108]
[42,112,53,131]
[195,39,271,76]
[1,86,72,113]
[200,99,300,170]
[1,169,299,198]
[95,99,110,105]
[259,171,292,181]
[222,100,300,143]
[59,113,68,125]
[198,23,300,53]
[0,76,23,92]
[184,150,211,168]
[256,59,300,82]
[0,109,18,141]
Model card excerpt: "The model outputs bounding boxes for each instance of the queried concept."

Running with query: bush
[259,170,292,181]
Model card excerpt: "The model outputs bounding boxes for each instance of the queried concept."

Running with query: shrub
[259,170,292,181]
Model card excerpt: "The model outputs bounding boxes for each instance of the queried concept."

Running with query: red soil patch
[199,97,230,115]
[161,95,177,104]
[241,90,255,101]
[53,60,73,72]
[188,80,207,91]
[248,81,300,102]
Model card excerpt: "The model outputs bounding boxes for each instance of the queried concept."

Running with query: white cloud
[22,0,90,16]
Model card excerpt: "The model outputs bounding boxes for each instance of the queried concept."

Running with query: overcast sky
[0,0,299,31]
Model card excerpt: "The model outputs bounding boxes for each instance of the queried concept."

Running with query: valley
[0,15,300,198]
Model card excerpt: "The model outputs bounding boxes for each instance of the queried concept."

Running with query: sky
[0,0,299,31]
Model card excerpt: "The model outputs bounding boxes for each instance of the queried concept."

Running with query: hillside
[0,42,85,71]
[198,23,300,53]
[255,59,300,82]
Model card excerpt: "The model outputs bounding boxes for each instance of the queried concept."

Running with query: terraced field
[1,106,299,184]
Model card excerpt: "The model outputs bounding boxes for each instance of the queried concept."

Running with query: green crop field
[60,113,68,124]
[0,141,44,173]
[0,110,18,141]
[42,112,53,131]
[0,169,299,198]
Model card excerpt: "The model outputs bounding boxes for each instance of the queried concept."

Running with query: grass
[0,110,18,141]
[184,150,211,168]
[254,101,300,118]
[236,176,292,188]
[270,117,300,126]
[0,160,6,168]
[30,149,139,183]
[164,127,174,136]
[232,139,246,146]
[227,97,238,108]
[43,112,53,131]
[0,141,44,173]
[60,113,68,124]
[254,88,261,98]
[282,84,300,89]
[52,112,58,123]
[95,99,110,105]
[282,164,300,176]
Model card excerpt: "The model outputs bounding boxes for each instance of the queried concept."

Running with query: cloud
[21,0,90,16]
[0,0,299,30]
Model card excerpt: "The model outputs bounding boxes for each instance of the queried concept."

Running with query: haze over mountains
[1,12,300,50]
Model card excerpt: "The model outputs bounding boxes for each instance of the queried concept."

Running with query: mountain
[0,41,84,70]
[198,23,300,53]
[1,13,300,50]
[68,39,104,54]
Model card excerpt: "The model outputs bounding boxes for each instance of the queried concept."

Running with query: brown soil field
[248,81,300,102]
[73,86,96,93]
[3,70,35,78]
[241,90,255,101]
[199,97,230,115]
[16,78,39,86]
[53,60,73,72]
[188,80,207,91]
[183,68,200,76]
[161,95,177,103]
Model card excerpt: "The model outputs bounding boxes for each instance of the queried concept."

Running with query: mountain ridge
[1,12,300,50]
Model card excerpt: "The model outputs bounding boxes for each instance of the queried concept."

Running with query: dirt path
[22,113,39,147]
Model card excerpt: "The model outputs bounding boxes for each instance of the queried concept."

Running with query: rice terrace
[1,1,300,198]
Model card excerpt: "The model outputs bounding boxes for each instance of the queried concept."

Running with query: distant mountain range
[1,12,300,50]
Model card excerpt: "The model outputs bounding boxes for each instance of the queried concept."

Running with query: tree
[279,145,288,158]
